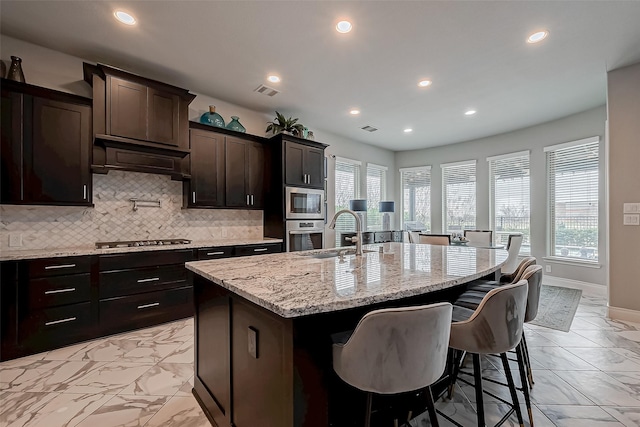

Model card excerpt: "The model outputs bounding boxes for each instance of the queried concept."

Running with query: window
[400,166,431,231]
[366,164,387,230]
[334,157,361,246]
[489,151,531,253]
[442,160,477,233]
[545,137,599,261]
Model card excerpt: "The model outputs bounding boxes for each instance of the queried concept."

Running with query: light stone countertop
[0,238,283,261]
[186,242,508,318]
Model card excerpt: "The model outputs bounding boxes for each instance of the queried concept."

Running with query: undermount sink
[300,248,376,259]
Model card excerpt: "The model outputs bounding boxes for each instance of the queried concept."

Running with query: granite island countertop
[0,238,283,261]
[186,242,508,318]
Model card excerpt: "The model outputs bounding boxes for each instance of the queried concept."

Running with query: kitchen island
[186,242,507,427]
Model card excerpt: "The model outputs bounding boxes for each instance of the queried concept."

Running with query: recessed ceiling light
[418,80,432,87]
[114,10,136,25]
[465,110,477,116]
[527,30,549,44]
[267,75,281,83]
[350,109,360,115]
[404,128,413,133]
[336,20,353,33]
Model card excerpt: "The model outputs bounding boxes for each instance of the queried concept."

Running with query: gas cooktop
[95,239,192,249]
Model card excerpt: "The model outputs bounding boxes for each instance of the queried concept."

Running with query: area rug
[529,285,582,332]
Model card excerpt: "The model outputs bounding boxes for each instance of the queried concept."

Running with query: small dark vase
[7,56,25,83]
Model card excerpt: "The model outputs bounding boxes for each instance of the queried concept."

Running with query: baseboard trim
[608,305,640,324]
[543,276,607,298]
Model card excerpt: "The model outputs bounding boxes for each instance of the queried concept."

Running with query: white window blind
[489,151,531,254]
[546,137,599,261]
[366,164,387,230]
[334,157,361,246]
[400,167,431,231]
[442,161,477,233]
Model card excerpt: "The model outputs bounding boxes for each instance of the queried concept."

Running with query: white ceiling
[2,1,640,151]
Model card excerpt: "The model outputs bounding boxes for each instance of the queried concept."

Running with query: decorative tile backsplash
[0,171,263,252]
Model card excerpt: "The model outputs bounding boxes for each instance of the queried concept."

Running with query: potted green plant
[266,111,304,137]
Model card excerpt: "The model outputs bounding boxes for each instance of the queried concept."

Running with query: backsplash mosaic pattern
[0,171,263,252]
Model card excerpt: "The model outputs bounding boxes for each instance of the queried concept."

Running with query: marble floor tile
[119,363,193,396]
[565,347,640,372]
[0,391,113,427]
[175,376,194,397]
[536,405,624,426]
[534,330,602,347]
[161,340,194,364]
[606,372,640,395]
[152,322,194,345]
[526,369,594,406]
[43,339,109,361]
[528,346,598,370]
[120,342,183,363]
[74,395,170,427]
[63,362,154,395]
[0,358,66,372]
[523,330,561,347]
[611,347,640,366]
[577,317,640,332]
[144,395,210,427]
[572,329,640,349]
[602,406,640,427]
[554,370,640,407]
[3,360,106,393]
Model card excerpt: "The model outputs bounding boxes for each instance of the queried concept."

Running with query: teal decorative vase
[199,106,225,128]
[226,116,246,133]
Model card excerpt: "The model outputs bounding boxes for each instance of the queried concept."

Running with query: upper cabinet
[186,128,225,208]
[83,63,195,179]
[1,79,92,206]
[278,136,326,189]
[225,137,264,209]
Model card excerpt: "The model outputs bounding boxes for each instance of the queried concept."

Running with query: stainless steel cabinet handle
[137,302,160,309]
[247,194,250,205]
[251,194,254,205]
[192,192,196,204]
[45,317,76,326]
[137,277,160,283]
[254,248,268,252]
[207,251,225,256]
[45,288,76,295]
[83,184,87,200]
[44,264,76,270]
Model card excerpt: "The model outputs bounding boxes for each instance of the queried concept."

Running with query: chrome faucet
[328,209,363,256]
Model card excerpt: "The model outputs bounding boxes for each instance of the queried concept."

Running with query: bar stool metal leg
[425,386,440,427]
[521,334,535,388]
[473,354,486,427]
[516,343,535,426]
[364,392,373,427]
[500,353,525,427]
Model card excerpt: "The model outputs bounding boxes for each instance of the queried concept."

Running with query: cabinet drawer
[99,265,188,298]
[234,244,281,257]
[99,249,192,271]
[197,246,234,260]
[100,286,192,331]
[28,273,91,309]
[19,302,92,349]
[27,256,91,278]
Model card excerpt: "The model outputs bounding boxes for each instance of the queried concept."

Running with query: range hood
[83,63,195,180]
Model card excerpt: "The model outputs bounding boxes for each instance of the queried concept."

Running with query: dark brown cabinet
[1,80,92,206]
[226,137,265,209]
[187,128,225,207]
[285,140,324,188]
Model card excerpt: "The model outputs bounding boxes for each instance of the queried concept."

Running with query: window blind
[400,167,431,231]
[334,158,360,246]
[366,164,387,230]
[546,138,599,261]
[488,151,530,253]
[442,161,476,233]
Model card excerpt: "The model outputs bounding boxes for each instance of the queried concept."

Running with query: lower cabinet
[0,242,282,361]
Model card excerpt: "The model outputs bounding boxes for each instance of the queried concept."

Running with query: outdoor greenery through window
[400,167,431,231]
[366,164,387,230]
[442,161,476,234]
[545,137,599,261]
[489,151,531,254]
[334,157,360,246]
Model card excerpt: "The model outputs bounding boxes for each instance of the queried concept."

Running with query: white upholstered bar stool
[408,231,421,243]
[419,234,451,245]
[501,234,524,275]
[332,302,453,427]
[463,230,493,245]
[448,281,529,427]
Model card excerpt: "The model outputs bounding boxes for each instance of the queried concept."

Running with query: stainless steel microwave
[285,187,325,220]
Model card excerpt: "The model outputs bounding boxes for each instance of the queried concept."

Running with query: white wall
[395,106,608,286]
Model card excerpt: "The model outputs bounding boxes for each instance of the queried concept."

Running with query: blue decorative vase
[199,106,225,128]
[226,116,246,133]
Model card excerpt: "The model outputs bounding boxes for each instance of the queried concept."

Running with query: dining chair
[463,230,493,245]
[408,231,421,243]
[501,234,524,275]
[332,302,453,427]
[419,234,451,245]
